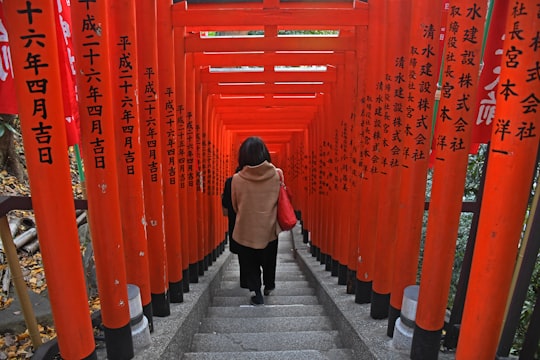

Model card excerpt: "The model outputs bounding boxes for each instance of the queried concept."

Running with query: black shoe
[263,287,275,296]
[250,295,264,305]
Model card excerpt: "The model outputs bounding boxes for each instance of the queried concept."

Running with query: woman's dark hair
[238,136,271,168]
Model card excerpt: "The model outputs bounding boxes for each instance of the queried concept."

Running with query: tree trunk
[0,114,27,182]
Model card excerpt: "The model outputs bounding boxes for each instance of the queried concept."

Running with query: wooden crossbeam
[206,82,328,94]
[200,68,336,83]
[173,6,368,28]
[194,51,345,67]
[185,34,356,52]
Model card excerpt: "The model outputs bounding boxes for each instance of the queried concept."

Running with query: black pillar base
[303,229,309,244]
[346,270,356,294]
[183,269,190,292]
[142,303,153,333]
[411,325,442,360]
[151,291,170,317]
[338,264,348,285]
[169,279,184,303]
[212,248,217,262]
[312,245,319,258]
[331,259,339,277]
[189,263,199,283]
[103,323,134,360]
[370,290,390,319]
[355,279,372,304]
[318,251,325,263]
[387,305,400,337]
[325,255,332,271]
[204,254,209,271]
[198,259,205,275]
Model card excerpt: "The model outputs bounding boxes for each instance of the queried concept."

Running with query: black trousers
[238,239,278,292]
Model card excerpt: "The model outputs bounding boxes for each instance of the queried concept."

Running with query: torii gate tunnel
[2,0,539,359]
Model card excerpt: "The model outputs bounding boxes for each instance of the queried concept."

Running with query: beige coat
[231,161,281,249]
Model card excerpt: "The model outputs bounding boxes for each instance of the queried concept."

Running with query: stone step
[190,330,343,353]
[206,304,326,318]
[183,349,355,360]
[215,286,315,297]
[219,280,311,291]
[212,295,320,307]
[221,272,307,282]
[198,316,334,333]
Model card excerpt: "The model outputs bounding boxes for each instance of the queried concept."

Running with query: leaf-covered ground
[0,145,90,359]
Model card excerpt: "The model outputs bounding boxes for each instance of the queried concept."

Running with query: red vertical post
[70,0,135,357]
[356,0,387,304]
[388,0,443,336]
[195,68,206,275]
[185,52,200,283]
[4,1,96,358]
[109,0,154,330]
[411,1,487,358]
[457,2,540,358]
[349,21,368,294]
[157,0,184,304]
[174,21,191,293]
[371,0,411,320]
[135,0,170,317]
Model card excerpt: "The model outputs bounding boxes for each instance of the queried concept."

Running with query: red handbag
[277,169,297,231]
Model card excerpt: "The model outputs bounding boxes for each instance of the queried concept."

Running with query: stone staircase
[182,234,355,360]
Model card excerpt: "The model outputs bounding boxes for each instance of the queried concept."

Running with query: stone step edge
[130,249,234,360]
[183,348,354,360]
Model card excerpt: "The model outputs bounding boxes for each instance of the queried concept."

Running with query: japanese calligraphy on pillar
[114,34,139,175]
[380,73,392,173]
[370,81,384,174]
[8,1,55,164]
[359,94,373,177]
[434,2,486,161]
[142,67,160,182]
[389,55,406,169]
[163,87,176,185]
[403,22,438,166]
[186,111,194,187]
[177,104,186,189]
[491,1,538,150]
[195,122,203,192]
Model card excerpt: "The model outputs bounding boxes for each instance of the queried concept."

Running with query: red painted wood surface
[4,1,96,357]
[457,1,540,357]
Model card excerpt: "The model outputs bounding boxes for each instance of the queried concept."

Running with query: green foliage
[421,144,540,356]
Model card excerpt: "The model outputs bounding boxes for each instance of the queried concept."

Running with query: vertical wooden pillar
[388,0,443,336]
[185,52,200,283]
[174,21,191,293]
[109,0,154,331]
[157,0,184,304]
[411,1,487,358]
[371,0,411,320]
[356,0,387,304]
[70,0,134,357]
[3,2,96,357]
[194,67,206,275]
[457,2,540,358]
[135,0,170,317]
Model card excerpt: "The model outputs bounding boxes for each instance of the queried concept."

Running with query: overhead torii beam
[185,34,356,52]
[172,4,368,28]
[194,52,346,67]
[200,68,337,84]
